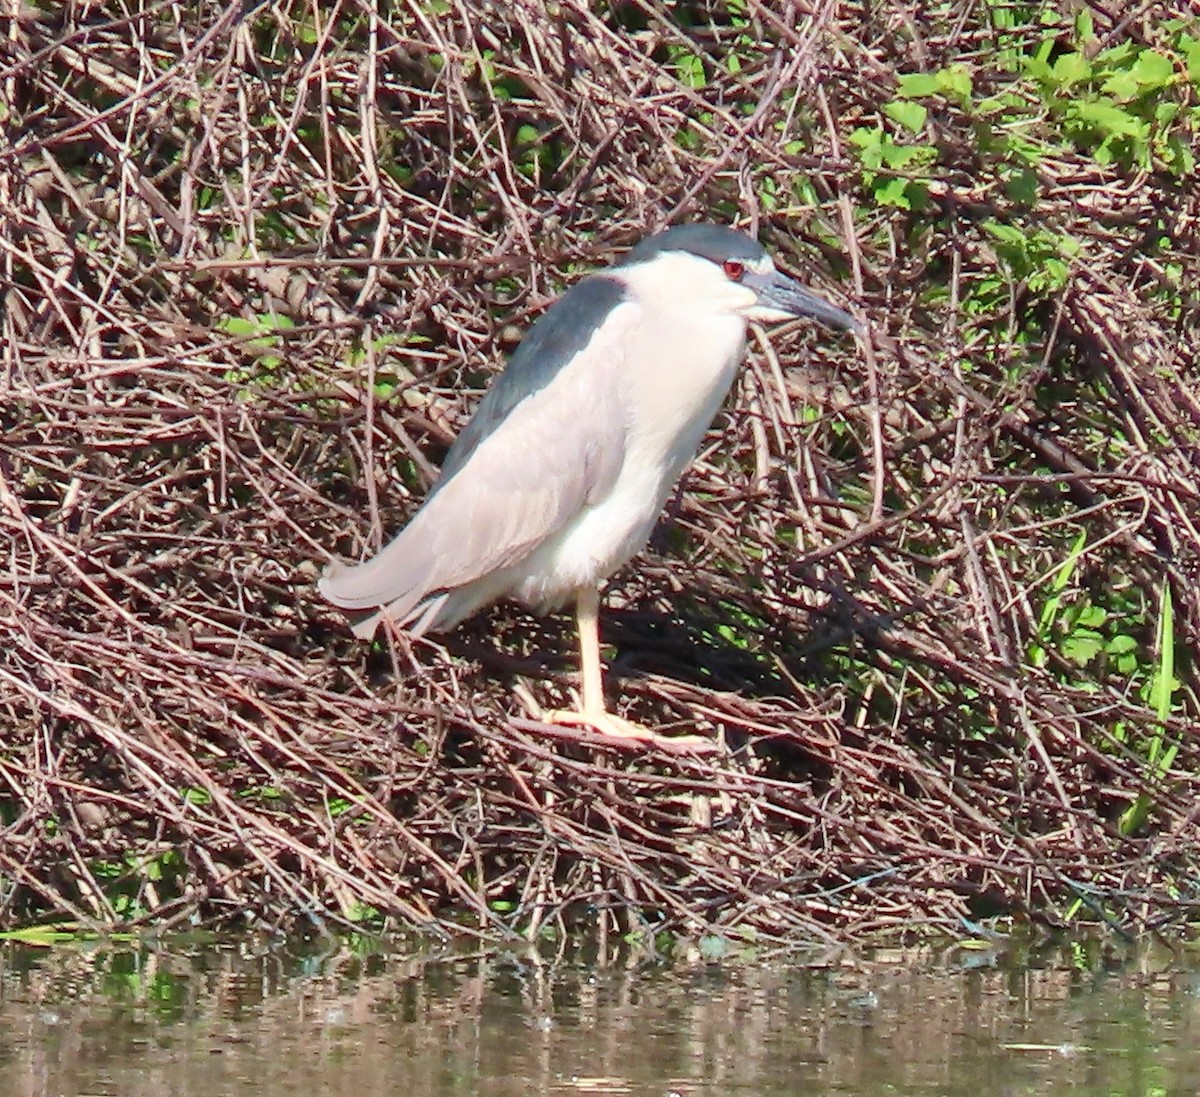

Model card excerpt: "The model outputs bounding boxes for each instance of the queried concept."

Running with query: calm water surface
[1,938,1197,1095]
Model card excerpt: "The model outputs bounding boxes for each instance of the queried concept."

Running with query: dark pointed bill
[752,269,862,334]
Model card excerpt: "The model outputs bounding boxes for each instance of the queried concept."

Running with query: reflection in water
[0,940,1197,1096]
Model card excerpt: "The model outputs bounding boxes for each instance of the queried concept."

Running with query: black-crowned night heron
[321,224,859,746]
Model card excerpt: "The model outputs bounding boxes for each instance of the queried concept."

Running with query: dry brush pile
[1,0,1198,944]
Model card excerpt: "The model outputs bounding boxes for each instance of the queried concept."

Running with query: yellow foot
[512,685,719,753]
[542,707,660,742]
[544,709,720,753]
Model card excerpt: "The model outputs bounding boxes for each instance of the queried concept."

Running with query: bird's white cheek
[743,301,798,322]
[727,285,761,314]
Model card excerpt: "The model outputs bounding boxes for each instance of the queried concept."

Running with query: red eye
[723,258,745,281]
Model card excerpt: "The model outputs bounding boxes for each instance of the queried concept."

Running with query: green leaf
[884,99,927,132]
[1094,41,1136,69]
[880,140,923,169]
[1149,585,1175,723]
[1061,630,1104,666]
[1105,634,1137,656]
[672,51,707,89]
[936,63,973,102]
[1181,34,1200,83]
[1023,54,1051,83]
[983,219,1027,248]
[1155,100,1181,125]
[1050,51,1091,87]
[219,316,260,337]
[1163,135,1196,175]
[1101,70,1141,100]
[848,125,885,169]
[896,72,939,98]
[1119,581,1179,837]
[874,177,912,208]
[1101,50,1176,99]
[1129,49,1177,88]
[791,176,818,205]
[1003,166,1039,205]
[0,926,112,944]
[1069,100,1147,139]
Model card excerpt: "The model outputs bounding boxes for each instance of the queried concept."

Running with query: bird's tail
[318,533,441,639]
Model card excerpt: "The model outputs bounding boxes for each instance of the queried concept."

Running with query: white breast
[510,302,748,609]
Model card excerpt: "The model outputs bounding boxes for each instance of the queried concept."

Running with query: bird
[320,223,860,747]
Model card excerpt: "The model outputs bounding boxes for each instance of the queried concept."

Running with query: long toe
[539,708,721,754]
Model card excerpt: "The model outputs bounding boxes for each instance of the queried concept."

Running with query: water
[1,938,1197,1095]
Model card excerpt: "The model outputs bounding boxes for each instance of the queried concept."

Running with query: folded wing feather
[319,296,635,633]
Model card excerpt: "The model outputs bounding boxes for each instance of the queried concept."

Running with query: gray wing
[319,286,636,625]
[435,274,629,486]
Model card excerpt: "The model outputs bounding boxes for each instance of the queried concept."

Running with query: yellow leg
[529,587,718,753]
[576,584,606,718]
